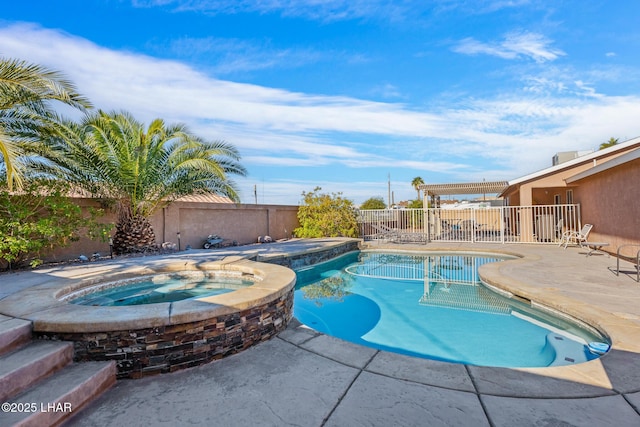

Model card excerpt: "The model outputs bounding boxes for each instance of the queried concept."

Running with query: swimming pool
[294,251,609,368]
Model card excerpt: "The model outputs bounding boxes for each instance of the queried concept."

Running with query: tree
[599,137,618,150]
[411,176,424,201]
[36,110,246,254]
[0,57,91,190]
[407,199,423,209]
[360,196,387,210]
[300,276,354,305]
[0,180,110,269]
[294,187,359,238]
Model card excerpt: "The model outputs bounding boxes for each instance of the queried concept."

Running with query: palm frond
[0,57,92,189]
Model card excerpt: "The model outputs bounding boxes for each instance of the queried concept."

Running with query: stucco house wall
[571,157,640,254]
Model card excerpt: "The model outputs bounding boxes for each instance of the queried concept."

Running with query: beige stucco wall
[572,158,640,255]
[43,200,300,262]
[161,202,299,249]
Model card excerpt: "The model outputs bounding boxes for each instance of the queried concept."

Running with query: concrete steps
[0,315,32,356]
[0,340,75,400]
[0,316,116,427]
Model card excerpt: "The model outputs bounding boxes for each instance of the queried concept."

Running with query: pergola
[419,181,508,207]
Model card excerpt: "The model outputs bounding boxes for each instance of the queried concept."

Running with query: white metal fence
[357,204,581,244]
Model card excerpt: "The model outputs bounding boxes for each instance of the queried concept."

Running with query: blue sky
[2,1,640,205]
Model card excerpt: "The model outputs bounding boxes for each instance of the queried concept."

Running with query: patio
[54,241,640,426]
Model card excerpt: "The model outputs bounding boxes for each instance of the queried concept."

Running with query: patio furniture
[580,241,610,257]
[615,244,640,282]
[559,224,593,249]
[371,223,423,243]
[370,224,397,241]
[459,219,478,240]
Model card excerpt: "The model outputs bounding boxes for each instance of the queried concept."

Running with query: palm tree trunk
[112,203,156,254]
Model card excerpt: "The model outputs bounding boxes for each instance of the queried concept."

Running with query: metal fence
[357,204,581,244]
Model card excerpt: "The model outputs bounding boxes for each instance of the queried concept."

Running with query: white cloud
[370,83,404,99]
[240,177,409,206]
[453,32,565,63]
[164,36,326,74]
[134,0,535,23]
[133,0,412,22]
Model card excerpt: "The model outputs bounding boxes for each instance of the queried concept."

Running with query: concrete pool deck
[2,239,640,426]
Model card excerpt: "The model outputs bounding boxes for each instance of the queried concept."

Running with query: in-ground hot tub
[0,256,296,378]
[65,270,258,306]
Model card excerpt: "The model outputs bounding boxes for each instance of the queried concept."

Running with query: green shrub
[0,181,112,269]
[360,196,387,210]
[407,199,423,209]
[294,187,359,238]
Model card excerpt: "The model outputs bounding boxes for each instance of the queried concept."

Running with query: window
[554,194,561,205]
[566,190,573,204]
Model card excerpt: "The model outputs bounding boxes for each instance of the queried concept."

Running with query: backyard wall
[44,200,300,262]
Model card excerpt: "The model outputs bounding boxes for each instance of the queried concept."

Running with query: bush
[360,196,387,210]
[407,199,423,209]
[294,187,359,238]
[0,181,112,269]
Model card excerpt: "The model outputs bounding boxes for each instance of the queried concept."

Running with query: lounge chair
[370,223,398,242]
[371,223,426,243]
[558,223,593,249]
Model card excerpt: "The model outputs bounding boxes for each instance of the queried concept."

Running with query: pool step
[0,316,117,426]
[0,340,75,401]
[0,315,32,356]
[0,361,116,427]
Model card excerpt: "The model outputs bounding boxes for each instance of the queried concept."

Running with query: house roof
[174,193,234,203]
[419,181,508,196]
[61,190,233,204]
[565,146,640,183]
[500,136,640,196]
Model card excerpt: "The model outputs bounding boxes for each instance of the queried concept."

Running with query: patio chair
[615,244,640,282]
[558,224,593,249]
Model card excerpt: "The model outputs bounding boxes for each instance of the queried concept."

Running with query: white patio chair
[558,224,593,249]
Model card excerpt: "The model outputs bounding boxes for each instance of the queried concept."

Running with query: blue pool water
[294,251,608,368]
[70,274,254,306]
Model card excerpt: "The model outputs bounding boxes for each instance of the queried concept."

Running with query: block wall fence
[45,200,300,262]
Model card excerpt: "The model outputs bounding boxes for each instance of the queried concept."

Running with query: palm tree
[0,57,90,189]
[39,110,246,254]
[411,176,424,201]
[599,137,618,150]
